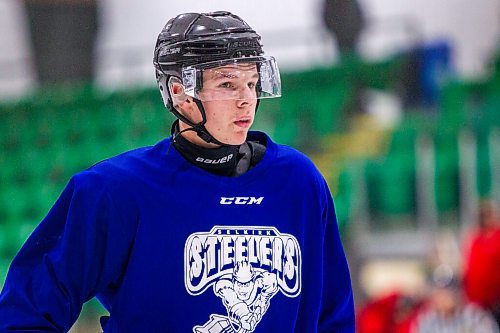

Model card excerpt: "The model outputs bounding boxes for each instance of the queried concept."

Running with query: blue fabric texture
[0,131,354,333]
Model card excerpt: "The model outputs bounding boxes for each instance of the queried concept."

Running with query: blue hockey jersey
[0,131,354,332]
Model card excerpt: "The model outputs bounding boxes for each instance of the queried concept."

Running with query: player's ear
[168,76,194,114]
[168,76,188,105]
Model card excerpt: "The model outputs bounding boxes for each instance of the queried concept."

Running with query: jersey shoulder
[248,131,323,179]
[274,143,321,176]
[72,139,169,190]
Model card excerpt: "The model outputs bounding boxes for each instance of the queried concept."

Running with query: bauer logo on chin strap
[185,226,302,333]
[195,154,234,165]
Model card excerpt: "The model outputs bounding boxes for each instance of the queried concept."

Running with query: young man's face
[198,63,259,145]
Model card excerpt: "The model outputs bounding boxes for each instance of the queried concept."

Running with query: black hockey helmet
[154,11,264,79]
[153,11,281,146]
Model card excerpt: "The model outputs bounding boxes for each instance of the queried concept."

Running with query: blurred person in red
[463,200,500,325]
[412,264,499,333]
[357,291,425,333]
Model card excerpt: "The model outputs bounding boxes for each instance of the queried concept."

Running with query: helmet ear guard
[157,75,171,109]
[158,74,189,111]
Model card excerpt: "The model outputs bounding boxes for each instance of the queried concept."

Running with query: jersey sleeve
[318,179,355,333]
[0,171,137,332]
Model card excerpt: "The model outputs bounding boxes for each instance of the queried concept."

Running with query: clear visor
[181,56,281,102]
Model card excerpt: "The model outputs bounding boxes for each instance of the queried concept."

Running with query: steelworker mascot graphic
[185,226,302,333]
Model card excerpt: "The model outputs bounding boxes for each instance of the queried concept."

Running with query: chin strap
[170,120,227,147]
[170,121,267,177]
[169,98,229,147]
[192,99,230,146]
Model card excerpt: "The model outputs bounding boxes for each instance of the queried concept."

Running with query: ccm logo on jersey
[220,197,264,205]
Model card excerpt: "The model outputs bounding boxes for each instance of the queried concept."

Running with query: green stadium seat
[334,167,354,231]
[476,131,492,198]
[0,225,10,255]
[434,148,459,213]
[434,129,459,213]
[365,152,416,219]
[0,187,29,223]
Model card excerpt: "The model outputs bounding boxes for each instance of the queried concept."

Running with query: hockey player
[0,11,354,333]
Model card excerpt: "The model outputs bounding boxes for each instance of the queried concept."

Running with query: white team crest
[185,226,302,333]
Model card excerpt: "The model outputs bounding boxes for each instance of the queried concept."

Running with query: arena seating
[0,54,498,289]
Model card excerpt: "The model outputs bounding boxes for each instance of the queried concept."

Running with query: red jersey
[463,226,500,310]
[357,292,425,333]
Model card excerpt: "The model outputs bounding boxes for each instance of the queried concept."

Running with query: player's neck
[172,124,240,176]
